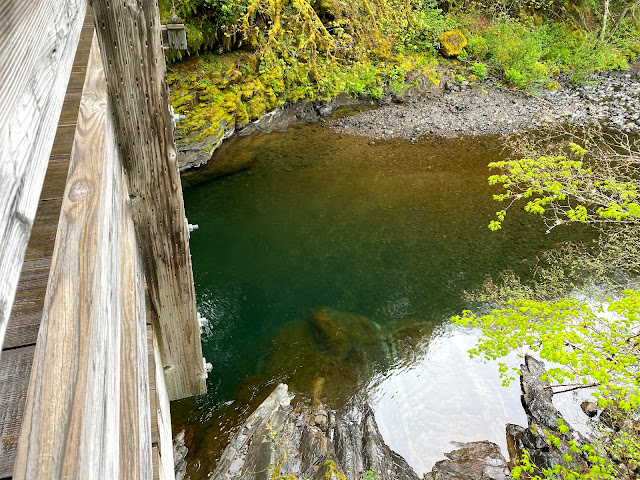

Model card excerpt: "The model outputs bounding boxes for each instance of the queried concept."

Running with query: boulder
[439,30,468,58]
[210,384,421,480]
[580,401,598,418]
[424,441,510,480]
[505,355,589,474]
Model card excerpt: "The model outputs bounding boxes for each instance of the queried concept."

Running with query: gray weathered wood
[120,177,154,480]
[0,345,35,478]
[0,0,87,354]
[91,0,206,400]
[15,36,123,480]
[150,325,177,480]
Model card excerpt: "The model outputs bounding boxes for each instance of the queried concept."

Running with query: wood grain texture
[147,323,159,446]
[4,265,50,350]
[41,157,73,200]
[0,0,87,354]
[151,325,177,480]
[92,0,206,400]
[120,177,153,480]
[0,345,35,478]
[14,36,123,480]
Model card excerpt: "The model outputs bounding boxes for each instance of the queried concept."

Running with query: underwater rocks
[177,95,363,171]
[263,308,434,407]
[330,70,640,141]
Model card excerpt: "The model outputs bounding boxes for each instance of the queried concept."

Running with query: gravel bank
[330,70,640,140]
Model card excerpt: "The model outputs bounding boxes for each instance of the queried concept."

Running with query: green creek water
[172,117,586,478]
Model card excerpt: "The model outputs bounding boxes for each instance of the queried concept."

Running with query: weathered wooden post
[90,0,206,400]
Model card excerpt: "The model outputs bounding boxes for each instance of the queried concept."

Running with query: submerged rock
[424,441,510,480]
[264,308,395,406]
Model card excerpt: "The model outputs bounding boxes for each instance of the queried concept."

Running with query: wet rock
[424,441,510,480]
[212,383,295,479]
[178,96,362,172]
[173,429,189,480]
[211,384,420,480]
[580,401,598,418]
[506,355,589,475]
[521,355,559,430]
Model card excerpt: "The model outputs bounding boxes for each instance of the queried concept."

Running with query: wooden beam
[15,36,152,480]
[0,0,87,354]
[150,324,177,480]
[91,1,206,399]
[120,177,154,480]
[0,345,35,478]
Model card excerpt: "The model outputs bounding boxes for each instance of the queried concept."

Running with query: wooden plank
[5,265,50,350]
[0,0,87,353]
[0,345,35,478]
[14,36,123,480]
[147,325,159,446]
[41,157,73,200]
[50,125,77,156]
[152,447,160,480]
[23,199,63,264]
[58,95,83,127]
[151,325,176,480]
[92,0,206,400]
[119,178,153,480]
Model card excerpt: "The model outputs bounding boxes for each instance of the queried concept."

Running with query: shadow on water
[173,119,590,478]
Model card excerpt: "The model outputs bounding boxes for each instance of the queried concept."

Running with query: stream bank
[177,67,640,173]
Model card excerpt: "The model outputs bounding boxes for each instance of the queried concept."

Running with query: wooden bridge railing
[0,0,208,478]
[91,0,206,401]
[0,0,88,357]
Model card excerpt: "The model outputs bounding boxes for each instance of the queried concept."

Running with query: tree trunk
[605,0,640,43]
[600,0,610,41]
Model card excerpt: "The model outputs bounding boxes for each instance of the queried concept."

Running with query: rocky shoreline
[177,67,640,172]
[330,70,640,141]
[175,355,619,480]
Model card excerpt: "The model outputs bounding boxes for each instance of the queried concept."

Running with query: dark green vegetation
[163,0,640,143]
[454,125,640,479]
[171,125,584,478]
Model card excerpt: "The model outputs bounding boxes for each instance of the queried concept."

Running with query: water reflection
[368,325,526,476]
[368,324,596,476]
[176,119,592,478]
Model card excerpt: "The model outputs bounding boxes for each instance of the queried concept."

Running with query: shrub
[469,62,488,79]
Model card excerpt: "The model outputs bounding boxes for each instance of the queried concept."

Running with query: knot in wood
[68,180,92,202]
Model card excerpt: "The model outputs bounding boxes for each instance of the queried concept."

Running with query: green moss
[321,460,346,480]
[547,81,561,91]
[440,29,468,57]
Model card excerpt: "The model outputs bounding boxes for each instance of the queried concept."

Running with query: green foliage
[469,62,488,79]
[453,292,640,405]
[360,468,380,480]
[460,17,631,89]
[487,142,640,232]
[454,126,640,479]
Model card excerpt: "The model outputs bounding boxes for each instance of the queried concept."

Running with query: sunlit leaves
[486,142,640,232]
